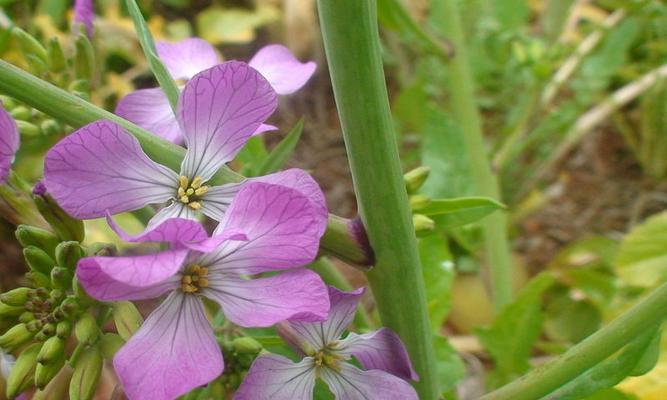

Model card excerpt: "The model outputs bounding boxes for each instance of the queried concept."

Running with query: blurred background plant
[0,0,666,399]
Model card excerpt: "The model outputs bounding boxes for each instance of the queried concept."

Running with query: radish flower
[73,0,94,37]
[235,287,419,400]
[0,102,19,184]
[116,38,316,143]
[76,181,330,400]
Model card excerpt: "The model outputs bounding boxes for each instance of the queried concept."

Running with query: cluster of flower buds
[0,185,113,399]
[216,337,264,393]
[404,166,436,236]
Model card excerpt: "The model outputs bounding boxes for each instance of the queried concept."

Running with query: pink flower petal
[199,183,242,222]
[115,88,183,144]
[156,38,220,81]
[335,328,418,381]
[202,269,329,328]
[201,182,326,275]
[76,249,186,301]
[114,292,223,400]
[146,202,197,229]
[319,363,418,400]
[234,354,316,400]
[0,102,19,184]
[252,123,278,136]
[248,45,316,95]
[178,62,277,181]
[283,286,364,352]
[73,0,94,37]
[43,120,177,219]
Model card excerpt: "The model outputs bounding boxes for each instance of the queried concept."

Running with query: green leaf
[125,0,180,112]
[421,196,506,229]
[544,326,661,400]
[616,211,667,287]
[476,273,556,387]
[419,234,455,331]
[196,6,279,45]
[236,136,269,176]
[433,335,465,395]
[256,119,304,176]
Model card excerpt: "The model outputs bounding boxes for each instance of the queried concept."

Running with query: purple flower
[76,181,330,400]
[73,0,95,37]
[43,61,324,226]
[116,38,316,144]
[0,102,19,184]
[235,286,419,400]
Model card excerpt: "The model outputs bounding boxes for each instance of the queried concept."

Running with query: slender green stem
[434,0,513,308]
[317,1,438,397]
[0,59,371,265]
[481,280,667,400]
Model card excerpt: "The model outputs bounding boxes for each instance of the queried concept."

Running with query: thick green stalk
[434,0,514,308]
[481,280,667,400]
[0,60,370,265]
[317,1,439,398]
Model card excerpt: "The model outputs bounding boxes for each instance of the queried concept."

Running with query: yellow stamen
[180,195,189,203]
[180,264,209,294]
[191,176,203,189]
[178,187,186,197]
[195,186,209,196]
[176,176,209,208]
[179,176,189,189]
[188,201,202,210]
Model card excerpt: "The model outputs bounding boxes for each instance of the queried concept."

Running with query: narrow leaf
[422,196,506,229]
[256,118,304,175]
[125,0,180,112]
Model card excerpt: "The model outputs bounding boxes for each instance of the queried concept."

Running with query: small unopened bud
[32,364,74,400]
[74,313,99,345]
[9,106,31,121]
[86,242,116,257]
[112,301,143,341]
[99,333,125,360]
[50,267,72,291]
[69,347,103,400]
[74,34,95,82]
[12,28,48,64]
[33,188,85,243]
[0,324,35,351]
[55,321,72,340]
[409,194,431,211]
[37,336,65,365]
[23,246,56,275]
[0,96,16,109]
[16,225,59,254]
[39,323,56,337]
[59,296,80,319]
[404,166,431,194]
[413,214,435,237]
[55,242,85,270]
[0,302,24,318]
[35,355,65,389]
[16,120,41,136]
[46,38,66,73]
[19,312,35,324]
[232,337,263,355]
[6,342,41,398]
[40,120,61,136]
[0,288,31,306]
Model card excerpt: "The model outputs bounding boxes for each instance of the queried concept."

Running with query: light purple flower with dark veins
[43,61,320,227]
[116,37,316,144]
[73,0,94,37]
[235,286,419,400]
[0,102,19,184]
[76,181,330,400]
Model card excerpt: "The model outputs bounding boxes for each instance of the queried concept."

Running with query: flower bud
[35,354,65,389]
[74,313,99,345]
[46,38,66,73]
[99,333,124,360]
[0,324,34,351]
[0,95,16,109]
[58,297,80,319]
[33,187,85,243]
[39,323,56,338]
[26,272,52,289]
[69,347,102,400]
[55,321,72,340]
[40,120,61,136]
[74,34,95,82]
[18,312,35,324]
[86,242,116,257]
[9,106,31,121]
[0,288,31,306]
[26,320,43,333]
[16,225,59,254]
[413,214,435,237]
[232,337,262,355]
[32,364,73,400]
[409,194,431,211]
[55,242,85,270]
[12,28,48,64]
[6,342,41,398]
[50,267,72,291]
[37,336,66,365]
[404,166,431,194]
[0,302,24,318]
[112,301,143,341]
[23,246,56,275]
[15,120,41,136]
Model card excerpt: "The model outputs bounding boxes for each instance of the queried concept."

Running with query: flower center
[312,349,343,372]
[180,264,209,294]
[177,176,209,210]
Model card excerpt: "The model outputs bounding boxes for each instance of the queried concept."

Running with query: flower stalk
[317,0,439,398]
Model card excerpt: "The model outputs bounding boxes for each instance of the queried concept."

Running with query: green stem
[317,1,439,398]
[434,0,514,309]
[481,280,667,400]
[0,59,372,266]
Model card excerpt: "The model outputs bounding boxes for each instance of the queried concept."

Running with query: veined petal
[156,38,220,81]
[178,62,277,181]
[0,102,19,184]
[201,182,326,275]
[43,120,177,219]
[115,88,183,144]
[107,213,206,246]
[284,287,364,351]
[252,123,278,136]
[76,250,186,301]
[199,183,242,222]
[234,354,316,400]
[202,269,329,328]
[319,363,418,400]
[114,292,223,400]
[146,202,198,229]
[73,0,94,37]
[248,45,316,95]
[334,328,418,381]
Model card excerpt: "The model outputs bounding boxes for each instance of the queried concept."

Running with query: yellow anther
[182,276,192,285]
[198,278,209,288]
[179,176,189,189]
[181,264,209,294]
[199,267,209,276]
[180,195,189,203]
[188,201,202,210]
[178,187,186,197]
[195,186,209,196]
[176,176,208,207]
[191,176,204,189]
